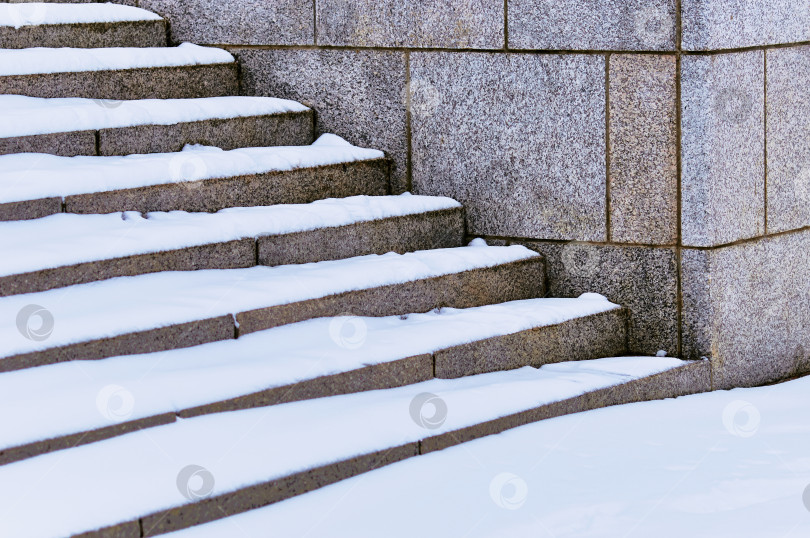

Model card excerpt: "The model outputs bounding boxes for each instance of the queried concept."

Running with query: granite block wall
[126,0,810,388]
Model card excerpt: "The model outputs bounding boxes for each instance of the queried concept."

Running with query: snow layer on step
[0,134,383,205]
[0,3,162,29]
[166,377,810,538]
[0,43,233,76]
[0,356,690,538]
[0,95,309,138]
[0,193,459,276]
[0,295,620,451]
[0,245,538,358]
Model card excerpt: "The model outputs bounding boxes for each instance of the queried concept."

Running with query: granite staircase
[0,3,710,537]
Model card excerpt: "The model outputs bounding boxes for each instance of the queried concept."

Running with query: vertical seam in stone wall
[675,0,684,358]
[763,51,769,234]
[503,0,509,50]
[405,51,413,192]
[604,54,612,243]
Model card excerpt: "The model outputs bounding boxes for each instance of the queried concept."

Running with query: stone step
[0,94,314,156]
[0,244,545,372]
[0,355,709,537]
[0,43,237,99]
[0,135,389,221]
[0,296,627,466]
[0,3,167,48]
[0,195,465,296]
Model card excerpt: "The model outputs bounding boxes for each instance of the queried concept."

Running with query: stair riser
[77,361,710,538]
[0,258,545,372]
[0,111,315,157]
[435,308,628,378]
[0,63,238,100]
[0,208,463,296]
[0,20,168,49]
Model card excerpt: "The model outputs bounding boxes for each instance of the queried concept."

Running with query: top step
[0,3,167,48]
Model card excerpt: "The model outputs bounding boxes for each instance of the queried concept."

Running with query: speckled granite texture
[681,51,765,247]
[410,52,606,241]
[509,0,676,51]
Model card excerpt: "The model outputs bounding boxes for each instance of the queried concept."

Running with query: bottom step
[0,356,710,537]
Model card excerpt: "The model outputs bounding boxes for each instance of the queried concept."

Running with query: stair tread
[0,296,621,453]
[0,2,162,28]
[0,355,694,538]
[0,245,539,360]
[0,194,459,277]
[0,135,383,206]
[0,94,310,140]
[0,43,232,77]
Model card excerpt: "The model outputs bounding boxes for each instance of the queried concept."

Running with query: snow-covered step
[0,296,628,465]
[0,356,709,537]
[0,195,464,296]
[0,244,545,371]
[0,43,237,100]
[0,95,313,156]
[0,136,389,221]
[0,2,167,49]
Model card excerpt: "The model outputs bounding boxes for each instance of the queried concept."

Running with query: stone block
[316,0,503,48]
[236,48,409,193]
[509,0,676,51]
[681,51,765,247]
[609,54,677,245]
[411,52,606,241]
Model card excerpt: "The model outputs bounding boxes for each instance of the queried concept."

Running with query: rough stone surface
[515,240,678,356]
[681,230,810,389]
[509,0,676,51]
[682,0,810,51]
[681,51,765,247]
[316,0,503,48]
[258,207,465,266]
[139,0,313,45]
[64,159,388,214]
[0,20,167,49]
[0,197,61,222]
[236,257,546,334]
[236,48,409,193]
[766,45,810,234]
[434,308,627,378]
[411,52,606,241]
[99,111,314,155]
[609,54,677,245]
[0,63,238,100]
[0,130,96,157]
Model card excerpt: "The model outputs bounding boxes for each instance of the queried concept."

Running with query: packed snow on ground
[0,94,309,138]
[0,43,233,77]
[0,295,621,450]
[0,135,383,204]
[0,2,162,29]
[164,376,810,538]
[0,355,688,538]
[0,244,539,358]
